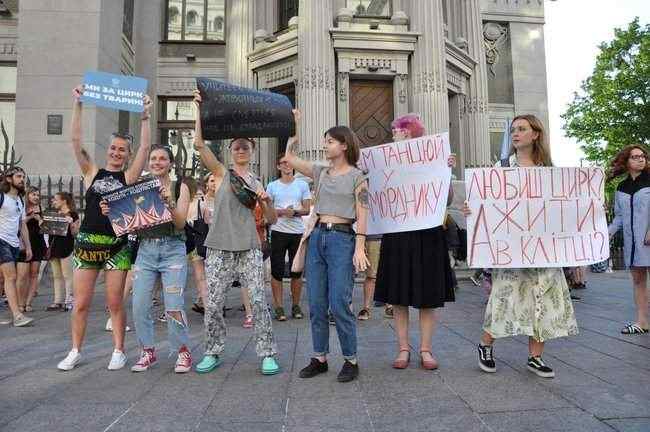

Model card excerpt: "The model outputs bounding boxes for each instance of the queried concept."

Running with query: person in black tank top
[17,187,46,313]
[57,84,152,372]
[46,192,80,312]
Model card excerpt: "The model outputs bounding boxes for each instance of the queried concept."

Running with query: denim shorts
[0,238,20,264]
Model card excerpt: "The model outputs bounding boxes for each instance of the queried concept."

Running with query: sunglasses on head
[111,133,134,144]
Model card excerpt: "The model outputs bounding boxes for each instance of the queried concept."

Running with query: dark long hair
[1,167,25,195]
[324,126,361,166]
[607,144,650,181]
[55,191,76,212]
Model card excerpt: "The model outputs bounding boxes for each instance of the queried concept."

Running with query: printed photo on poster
[465,166,610,269]
[358,132,452,235]
[40,213,69,236]
[102,178,172,236]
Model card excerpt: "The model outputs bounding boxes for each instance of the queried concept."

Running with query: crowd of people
[0,85,648,382]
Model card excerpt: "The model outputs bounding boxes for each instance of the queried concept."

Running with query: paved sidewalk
[0,270,649,432]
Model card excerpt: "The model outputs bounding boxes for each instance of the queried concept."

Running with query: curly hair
[391,114,425,139]
[607,144,650,180]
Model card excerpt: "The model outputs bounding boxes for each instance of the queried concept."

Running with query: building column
[459,0,490,167]
[224,0,256,170]
[296,0,336,162]
[410,0,448,135]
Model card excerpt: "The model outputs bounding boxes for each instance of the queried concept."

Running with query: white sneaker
[107,350,127,370]
[58,349,81,371]
[105,318,131,332]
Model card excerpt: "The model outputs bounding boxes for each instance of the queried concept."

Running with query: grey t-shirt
[312,164,367,221]
[204,171,261,252]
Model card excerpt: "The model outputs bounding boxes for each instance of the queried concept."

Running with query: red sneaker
[131,348,156,372]
[175,346,192,373]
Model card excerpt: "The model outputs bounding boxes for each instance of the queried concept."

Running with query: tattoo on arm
[357,188,370,209]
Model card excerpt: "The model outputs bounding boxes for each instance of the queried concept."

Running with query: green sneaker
[274,306,287,321]
[261,356,280,375]
[195,355,222,374]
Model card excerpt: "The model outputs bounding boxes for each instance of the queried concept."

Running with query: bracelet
[141,116,150,121]
[355,233,367,237]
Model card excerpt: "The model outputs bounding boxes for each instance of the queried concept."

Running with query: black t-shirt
[49,211,79,259]
[80,169,127,236]
[617,171,650,196]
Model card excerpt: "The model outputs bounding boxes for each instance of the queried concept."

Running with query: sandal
[621,323,649,335]
[392,349,410,369]
[384,305,394,319]
[46,303,63,311]
[191,302,205,315]
[420,351,439,370]
[25,304,33,313]
[357,308,370,321]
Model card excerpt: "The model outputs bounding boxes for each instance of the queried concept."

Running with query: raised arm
[125,95,153,184]
[353,179,370,273]
[70,86,97,180]
[193,90,226,178]
[282,110,315,179]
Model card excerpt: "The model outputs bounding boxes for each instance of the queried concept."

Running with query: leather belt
[317,222,354,234]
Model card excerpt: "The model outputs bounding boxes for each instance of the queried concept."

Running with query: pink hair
[391,114,425,138]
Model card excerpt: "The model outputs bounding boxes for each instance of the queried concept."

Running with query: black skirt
[374,226,455,309]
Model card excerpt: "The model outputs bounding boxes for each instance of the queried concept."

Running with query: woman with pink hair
[374,113,456,371]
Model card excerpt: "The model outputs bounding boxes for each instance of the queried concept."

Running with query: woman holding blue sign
[463,114,578,379]
[58,85,152,372]
[192,90,280,376]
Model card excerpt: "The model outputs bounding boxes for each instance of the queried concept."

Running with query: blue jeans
[305,227,356,359]
[132,237,189,352]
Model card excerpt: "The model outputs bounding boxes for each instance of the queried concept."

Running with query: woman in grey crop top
[282,109,370,383]
[191,89,281,376]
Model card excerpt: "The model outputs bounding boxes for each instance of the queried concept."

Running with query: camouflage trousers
[204,248,277,357]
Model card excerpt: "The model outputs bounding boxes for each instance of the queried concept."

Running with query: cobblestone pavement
[0,271,649,432]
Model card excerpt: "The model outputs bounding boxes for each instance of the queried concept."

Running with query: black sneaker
[337,360,359,383]
[299,358,328,378]
[477,344,496,373]
[527,356,555,378]
[291,304,303,319]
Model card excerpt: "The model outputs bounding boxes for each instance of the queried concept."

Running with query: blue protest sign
[81,71,148,113]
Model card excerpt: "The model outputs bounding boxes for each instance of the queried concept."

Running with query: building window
[122,0,135,43]
[278,0,298,32]
[0,63,16,153]
[347,0,391,18]
[158,98,197,174]
[165,0,225,41]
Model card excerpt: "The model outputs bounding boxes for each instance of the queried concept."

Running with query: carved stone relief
[483,22,508,77]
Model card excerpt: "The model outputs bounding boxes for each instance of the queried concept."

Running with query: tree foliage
[562,18,650,169]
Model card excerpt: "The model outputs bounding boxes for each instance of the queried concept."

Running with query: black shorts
[270,230,303,281]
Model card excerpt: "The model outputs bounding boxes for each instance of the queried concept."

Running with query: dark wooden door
[349,80,394,148]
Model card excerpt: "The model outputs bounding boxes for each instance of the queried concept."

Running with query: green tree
[562,18,650,169]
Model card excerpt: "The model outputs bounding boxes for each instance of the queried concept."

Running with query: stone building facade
[0,0,549,180]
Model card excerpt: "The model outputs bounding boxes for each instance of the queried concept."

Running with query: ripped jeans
[132,237,189,352]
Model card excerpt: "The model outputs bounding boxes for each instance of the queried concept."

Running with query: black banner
[196,78,295,140]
